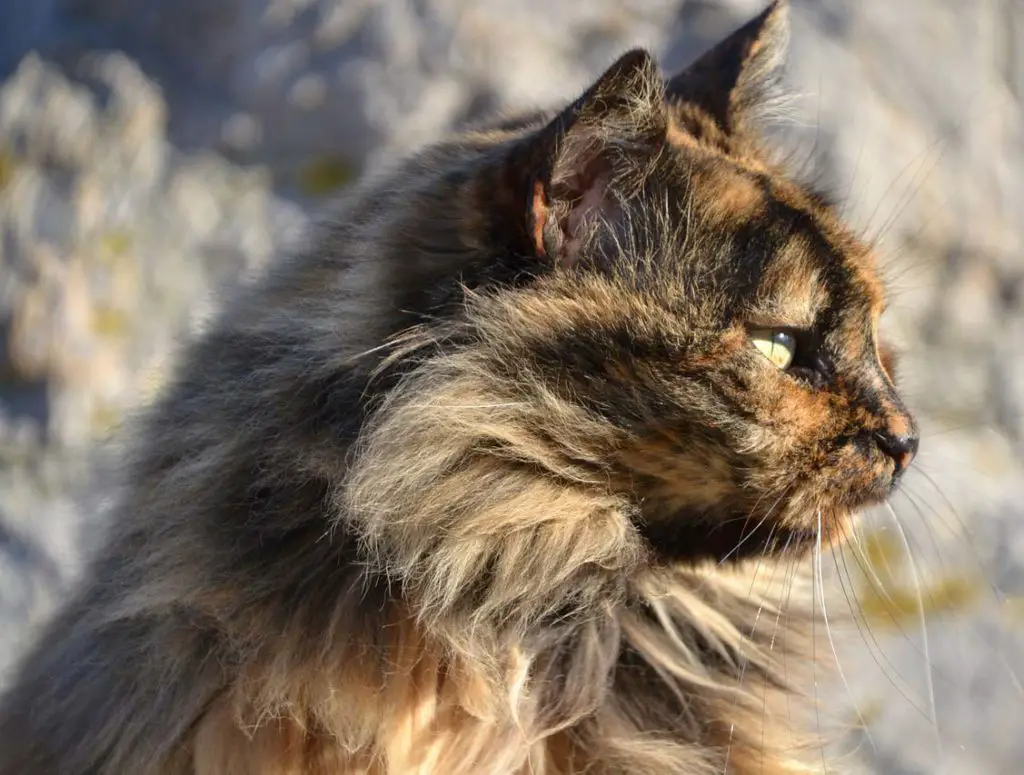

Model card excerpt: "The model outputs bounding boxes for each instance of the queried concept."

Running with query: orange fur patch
[531,180,549,258]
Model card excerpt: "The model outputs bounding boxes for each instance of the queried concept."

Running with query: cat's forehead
[672,142,886,327]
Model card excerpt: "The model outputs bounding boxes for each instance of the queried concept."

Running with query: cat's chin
[637,506,856,566]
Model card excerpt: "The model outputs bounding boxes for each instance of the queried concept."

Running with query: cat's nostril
[875,431,919,477]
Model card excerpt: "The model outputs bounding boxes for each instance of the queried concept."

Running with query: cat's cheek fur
[617,437,737,515]
[699,359,901,542]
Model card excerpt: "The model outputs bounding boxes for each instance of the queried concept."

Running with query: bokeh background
[1,1,1022,772]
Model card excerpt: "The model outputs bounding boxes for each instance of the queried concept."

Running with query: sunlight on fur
[0,2,935,773]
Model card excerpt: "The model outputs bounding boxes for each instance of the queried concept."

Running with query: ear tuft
[562,49,666,130]
[665,0,790,137]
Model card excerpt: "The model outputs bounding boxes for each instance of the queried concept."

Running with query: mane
[319,288,825,773]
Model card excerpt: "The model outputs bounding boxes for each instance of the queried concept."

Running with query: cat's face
[607,150,917,563]
[468,0,917,563]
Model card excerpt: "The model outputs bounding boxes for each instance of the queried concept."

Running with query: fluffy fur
[0,2,918,773]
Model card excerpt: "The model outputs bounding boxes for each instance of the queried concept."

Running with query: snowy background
[1,1,1022,772]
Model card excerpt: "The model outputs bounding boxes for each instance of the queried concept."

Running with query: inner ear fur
[509,49,668,268]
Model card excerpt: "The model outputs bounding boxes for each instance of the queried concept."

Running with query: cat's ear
[665,0,789,137]
[503,49,667,268]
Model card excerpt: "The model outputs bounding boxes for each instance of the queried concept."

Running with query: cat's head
[441,0,917,565]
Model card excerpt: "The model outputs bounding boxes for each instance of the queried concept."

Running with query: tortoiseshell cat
[0,2,917,773]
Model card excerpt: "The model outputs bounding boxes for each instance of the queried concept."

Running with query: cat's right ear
[500,49,667,269]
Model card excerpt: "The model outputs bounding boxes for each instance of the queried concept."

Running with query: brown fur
[0,2,917,773]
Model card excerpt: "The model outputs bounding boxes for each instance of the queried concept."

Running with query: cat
[0,1,918,773]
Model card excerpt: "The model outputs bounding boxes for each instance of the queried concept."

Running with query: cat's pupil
[787,333,832,389]
[771,330,796,354]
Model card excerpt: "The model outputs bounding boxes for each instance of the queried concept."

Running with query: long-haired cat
[0,1,918,773]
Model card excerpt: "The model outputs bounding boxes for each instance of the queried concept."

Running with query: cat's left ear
[502,49,667,268]
[665,0,789,138]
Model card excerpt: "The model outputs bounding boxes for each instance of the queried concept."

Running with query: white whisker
[832,540,928,716]
[815,509,878,756]
[717,491,788,566]
[723,522,784,774]
[883,500,943,759]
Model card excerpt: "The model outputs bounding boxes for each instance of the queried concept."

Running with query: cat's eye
[749,329,797,370]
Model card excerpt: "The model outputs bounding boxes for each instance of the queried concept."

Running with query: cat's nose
[875,430,919,477]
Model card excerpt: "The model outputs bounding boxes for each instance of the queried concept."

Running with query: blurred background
[0,0,1022,772]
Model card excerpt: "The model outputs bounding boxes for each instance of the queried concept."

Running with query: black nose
[875,431,919,477]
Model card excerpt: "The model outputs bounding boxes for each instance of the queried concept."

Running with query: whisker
[899,478,1024,705]
[858,135,943,246]
[762,535,799,771]
[845,526,909,615]
[897,483,1018,691]
[834,539,931,717]
[870,140,946,249]
[883,500,943,759]
[724,522,784,775]
[811,513,827,774]
[907,468,1003,599]
[894,489,956,579]
[717,491,789,566]
[815,509,878,757]
[842,522,946,672]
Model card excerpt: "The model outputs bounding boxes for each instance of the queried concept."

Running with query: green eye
[749,329,797,370]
